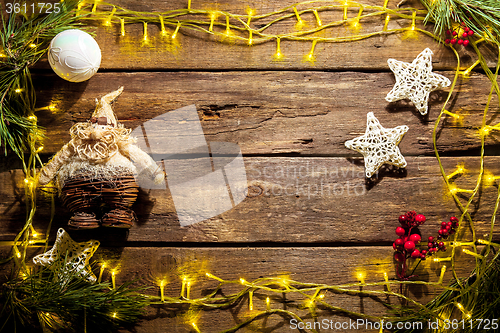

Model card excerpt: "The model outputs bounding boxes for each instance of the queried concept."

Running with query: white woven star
[33,228,100,282]
[345,112,408,178]
[386,48,450,115]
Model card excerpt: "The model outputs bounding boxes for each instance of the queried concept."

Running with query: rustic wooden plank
[0,246,477,332]
[33,71,498,156]
[1,156,499,243]
[62,0,496,71]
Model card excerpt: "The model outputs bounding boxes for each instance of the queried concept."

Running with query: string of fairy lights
[4,0,500,331]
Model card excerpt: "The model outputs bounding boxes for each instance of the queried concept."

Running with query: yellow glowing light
[24,178,29,184]
[29,43,36,48]
[28,115,36,121]
[159,15,167,36]
[209,11,218,32]
[357,271,365,284]
[112,312,117,318]
[92,0,98,13]
[0,53,5,57]
[293,7,305,30]
[172,22,181,39]
[15,88,22,93]
[143,22,148,41]
[120,18,125,36]
[36,146,44,152]
[249,290,254,311]
[32,232,39,238]
[433,257,451,262]
[16,251,21,258]
[239,278,246,284]
[160,279,166,301]
[313,9,322,26]
[438,265,447,284]
[462,248,484,259]
[318,294,325,299]
[306,298,315,308]
[455,302,464,311]
[111,270,116,289]
[273,38,283,61]
[266,297,271,311]
[479,126,491,137]
[191,322,201,333]
[248,31,253,45]
[446,163,466,180]
[410,10,416,30]
[186,281,191,299]
[383,14,390,31]
[246,7,256,17]
[478,239,500,247]
[342,0,348,20]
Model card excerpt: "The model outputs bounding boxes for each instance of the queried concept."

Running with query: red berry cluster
[444,23,475,47]
[392,211,459,280]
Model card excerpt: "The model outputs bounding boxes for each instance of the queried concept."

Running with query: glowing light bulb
[112,312,117,318]
[15,88,22,93]
[266,297,271,310]
[191,322,201,333]
[120,18,125,36]
[29,43,36,48]
[239,278,246,285]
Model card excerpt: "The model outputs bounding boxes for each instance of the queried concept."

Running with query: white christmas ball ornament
[48,29,101,82]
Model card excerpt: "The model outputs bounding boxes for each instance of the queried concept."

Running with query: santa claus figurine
[38,87,164,229]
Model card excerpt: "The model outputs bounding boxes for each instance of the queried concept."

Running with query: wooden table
[1,0,499,331]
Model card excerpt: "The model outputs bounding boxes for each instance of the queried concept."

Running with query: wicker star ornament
[386,48,451,115]
[345,112,409,178]
[33,228,100,282]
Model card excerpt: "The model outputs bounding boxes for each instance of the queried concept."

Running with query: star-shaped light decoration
[33,228,100,282]
[386,48,451,115]
[345,112,409,178]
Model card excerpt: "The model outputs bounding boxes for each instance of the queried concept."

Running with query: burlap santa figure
[38,87,164,229]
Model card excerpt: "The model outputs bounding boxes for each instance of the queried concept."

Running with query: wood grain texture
[0,246,476,332]
[1,156,498,244]
[63,0,497,71]
[33,71,498,157]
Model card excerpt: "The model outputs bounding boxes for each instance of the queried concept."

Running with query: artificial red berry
[394,252,405,262]
[446,29,451,35]
[428,242,433,248]
[451,39,457,44]
[399,215,408,225]
[462,32,468,38]
[458,39,463,45]
[441,221,447,228]
[420,254,426,259]
[438,242,444,248]
[464,27,470,32]
[411,249,421,258]
[428,236,434,242]
[450,216,458,223]
[433,247,439,253]
[445,225,451,231]
[415,214,426,224]
[468,30,474,36]
[409,234,421,243]
[421,250,427,256]
[452,31,457,36]
[447,222,452,227]
[395,238,404,246]
[438,229,444,236]
[393,242,397,250]
[445,39,450,44]
[404,241,416,251]
[463,40,470,47]
[396,227,406,237]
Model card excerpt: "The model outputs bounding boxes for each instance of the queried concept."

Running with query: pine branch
[420,0,500,44]
[0,0,84,158]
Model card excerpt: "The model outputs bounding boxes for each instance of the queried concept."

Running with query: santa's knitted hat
[90,86,123,127]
